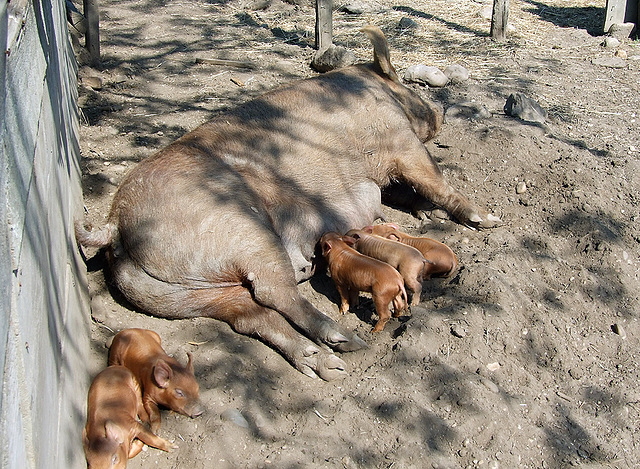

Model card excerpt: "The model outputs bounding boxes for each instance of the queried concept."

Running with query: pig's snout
[185,400,205,419]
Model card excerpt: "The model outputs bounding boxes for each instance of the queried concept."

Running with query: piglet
[345,228,430,306]
[83,365,176,469]
[366,224,458,278]
[320,232,407,332]
[108,328,205,432]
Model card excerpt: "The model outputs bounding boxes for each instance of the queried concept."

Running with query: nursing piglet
[345,229,429,306]
[108,328,204,432]
[320,232,407,332]
[366,224,458,278]
[83,365,176,469]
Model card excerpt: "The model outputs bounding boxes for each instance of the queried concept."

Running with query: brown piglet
[83,365,176,469]
[366,224,458,278]
[320,232,407,332]
[108,328,205,432]
[345,228,430,306]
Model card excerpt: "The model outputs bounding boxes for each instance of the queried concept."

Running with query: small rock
[603,36,620,48]
[444,64,470,83]
[404,64,449,87]
[608,22,636,41]
[221,408,249,428]
[611,323,627,338]
[82,76,103,90]
[615,49,628,59]
[451,324,467,338]
[516,181,527,194]
[568,368,583,380]
[248,0,271,10]
[398,17,419,30]
[591,57,626,69]
[504,92,547,123]
[480,378,499,393]
[339,3,365,14]
[311,45,356,73]
[478,5,493,20]
[486,362,500,372]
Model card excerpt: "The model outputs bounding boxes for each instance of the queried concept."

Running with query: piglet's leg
[393,139,501,229]
[128,439,145,459]
[371,295,392,332]
[335,284,352,315]
[134,421,177,453]
[143,399,162,433]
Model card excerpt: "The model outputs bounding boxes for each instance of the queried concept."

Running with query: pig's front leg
[143,399,162,433]
[394,140,501,229]
[249,271,367,353]
[134,421,177,453]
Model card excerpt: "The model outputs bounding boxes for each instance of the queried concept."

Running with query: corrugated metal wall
[1,0,90,466]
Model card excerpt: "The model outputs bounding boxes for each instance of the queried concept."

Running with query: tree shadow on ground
[521,0,606,36]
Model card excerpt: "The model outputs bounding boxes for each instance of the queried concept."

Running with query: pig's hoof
[316,354,347,381]
[321,327,368,352]
[464,210,502,229]
[296,346,347,380]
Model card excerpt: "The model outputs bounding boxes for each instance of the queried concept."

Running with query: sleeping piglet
[83,365,177,469]
[345,228,430,306]
[320,232,407,332]
[366,224,458,278]
[108,328,204,432]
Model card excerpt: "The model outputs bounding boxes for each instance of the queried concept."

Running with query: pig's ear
[362,225,373,233]
[388,223,400,230]
[388,233,401,241]
[321,241,332,255]
[153,360,173,388]
[185,352,194,374]
[342,236,356,247]
[105,421,124,445]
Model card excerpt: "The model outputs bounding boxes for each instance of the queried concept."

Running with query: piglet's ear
[105,421,124,445]
[362,225,373,233]
[153,360,173,388]
[322,241,332,256]
[185,352,194,374]
[389,233,401,241]
[342,236,356,247]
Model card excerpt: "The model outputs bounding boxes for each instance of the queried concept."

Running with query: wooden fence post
[83,0,100,67]
[315,0,333,51]
[491,0,509,41]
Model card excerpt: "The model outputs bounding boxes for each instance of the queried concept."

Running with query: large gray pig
[76,26,499,381]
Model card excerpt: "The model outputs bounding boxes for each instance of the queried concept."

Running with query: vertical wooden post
[315,0,333,51]
[491,0,509,41]
[83,0,100,67]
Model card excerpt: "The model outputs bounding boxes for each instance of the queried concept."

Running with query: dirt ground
[73,0,640,467]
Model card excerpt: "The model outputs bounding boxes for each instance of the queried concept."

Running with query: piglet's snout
[186,400,205,418]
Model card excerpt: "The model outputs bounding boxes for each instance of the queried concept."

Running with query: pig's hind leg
[392,138,501,229]
[195,286,348,380]
[110,256,350,380]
